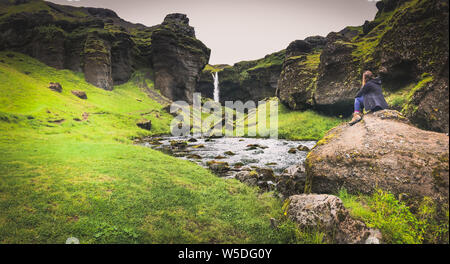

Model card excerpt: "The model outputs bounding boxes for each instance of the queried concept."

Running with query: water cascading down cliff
[212,71,220,103]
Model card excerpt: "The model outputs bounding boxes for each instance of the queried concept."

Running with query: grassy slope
[236,99,344,140]
[339,189,449,244]
[0,51,318,243]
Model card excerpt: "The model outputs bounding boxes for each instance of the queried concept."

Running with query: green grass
[277,105,344,140]
[338,189,449,244]
[0,137,309,243]
[247,50,286,71]
[0,51,322,243]
[297,52,321,71]
[351,0,420,64]
[0,0,88,22]
[238,99,344,140]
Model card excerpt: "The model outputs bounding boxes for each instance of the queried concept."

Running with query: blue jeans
[354,96,364,112]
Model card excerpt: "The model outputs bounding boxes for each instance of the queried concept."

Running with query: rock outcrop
[277,36,326,110]
[151,13,210,104]
[305,110,449,208]
[287,194,382,244]
[0,0,142,90]
[82,33,113,90]
[372,0,449,133]
[0,1,211,97]
[276,0,449,132]
[313,33,361,115]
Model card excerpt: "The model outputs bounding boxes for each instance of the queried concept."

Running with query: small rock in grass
[137,120,152,131]
[71,90,87,99]
[49,82,62,93]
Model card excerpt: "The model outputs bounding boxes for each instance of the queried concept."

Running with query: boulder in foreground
[287,194,382,244]
[305,110,449,207]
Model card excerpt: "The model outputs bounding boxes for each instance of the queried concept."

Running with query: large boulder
[305,110,449,208]
[151,13,210,104]
[287,194,382,244]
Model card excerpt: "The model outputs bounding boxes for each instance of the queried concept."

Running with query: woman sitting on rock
[349,70,389,125]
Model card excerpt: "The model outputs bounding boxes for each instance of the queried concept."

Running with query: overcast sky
[48,0,378,65]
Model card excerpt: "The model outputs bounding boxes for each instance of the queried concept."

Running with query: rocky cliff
[277,0,449,132]
[277,36,327,110]
[0,0,210,98]
[196,50,285,104]
[150,14,210,104]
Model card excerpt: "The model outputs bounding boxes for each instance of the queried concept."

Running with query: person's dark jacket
[356,77,389,112]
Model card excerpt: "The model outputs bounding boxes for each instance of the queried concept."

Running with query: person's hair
[362,70,374,86]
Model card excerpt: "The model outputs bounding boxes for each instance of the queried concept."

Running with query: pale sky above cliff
[48,0,378,65]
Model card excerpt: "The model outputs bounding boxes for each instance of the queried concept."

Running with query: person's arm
[356,83,371,98]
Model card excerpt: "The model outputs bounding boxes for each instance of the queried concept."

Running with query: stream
[142,136,316,180]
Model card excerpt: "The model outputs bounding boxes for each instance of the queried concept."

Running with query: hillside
[0,51,319,243]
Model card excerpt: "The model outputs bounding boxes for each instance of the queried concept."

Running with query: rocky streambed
[140,136,316,195]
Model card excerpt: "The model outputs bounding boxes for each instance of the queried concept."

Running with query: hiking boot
[349,112,362,126]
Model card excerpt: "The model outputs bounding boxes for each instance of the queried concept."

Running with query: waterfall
[212,71,220,103]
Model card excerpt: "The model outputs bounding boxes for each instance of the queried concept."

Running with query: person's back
[358,77,389,112]
[349,71,389,125]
